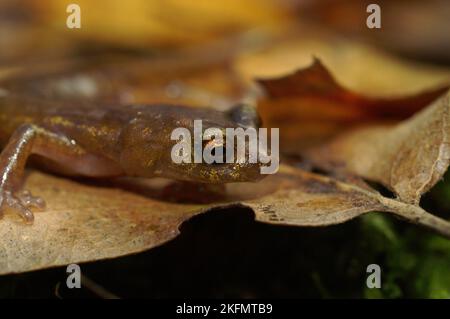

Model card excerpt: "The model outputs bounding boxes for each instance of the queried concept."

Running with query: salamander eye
[203,140,227,165]
[211,146,227,164]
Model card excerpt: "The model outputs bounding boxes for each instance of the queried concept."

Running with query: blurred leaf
[299,0,450,63]
[235,35,450,96]
[257,58,448,150]
[28,0,292,48]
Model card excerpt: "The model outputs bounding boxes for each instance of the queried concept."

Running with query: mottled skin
[0,94,263,223]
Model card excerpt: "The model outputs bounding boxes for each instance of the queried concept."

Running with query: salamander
[0,92,263,223]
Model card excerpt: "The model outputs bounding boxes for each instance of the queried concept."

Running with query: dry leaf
[0,172,205,275]
[2,164,450,275]
[246,166,450,240]
[255,56,450,207]
[256,59,448,151]
[306,90,450,205]
[27,0,292,48]
[235,34,450,97]
[2,14,450,276]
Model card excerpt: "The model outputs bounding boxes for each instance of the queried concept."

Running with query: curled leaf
[257,59,449,151]
[306,90,450,205]
[242,166,450,240]
[235,35,450,96]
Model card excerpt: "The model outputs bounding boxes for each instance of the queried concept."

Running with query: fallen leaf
[2,164,450,275]
[28,0,292,48]
[0,172,204,275]
[235,34,450,97]
[306,90,450,205]
[256,58,448,151]
[2,12,450,277]
[246,166,450,241]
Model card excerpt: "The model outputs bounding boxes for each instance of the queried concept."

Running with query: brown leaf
[0,172,205,275]
[256,58,449,151]
[235,34,450,96]
[242,166,450,239]
[259,58,448,120]
[2,23,450,276]
[306,90,450,205]
[28,0,292,48]
[2,164,450,275]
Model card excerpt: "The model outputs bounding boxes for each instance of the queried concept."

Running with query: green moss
[360,187,450,299]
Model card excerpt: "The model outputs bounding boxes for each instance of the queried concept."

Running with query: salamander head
[121,104,270,183]
[162,108,266,183]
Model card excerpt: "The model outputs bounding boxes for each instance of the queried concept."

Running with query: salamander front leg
[0,124,75,223]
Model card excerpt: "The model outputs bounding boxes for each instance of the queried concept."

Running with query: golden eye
[204,140,226,164]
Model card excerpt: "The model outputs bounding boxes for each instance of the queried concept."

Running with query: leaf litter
[1,34,450,274]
